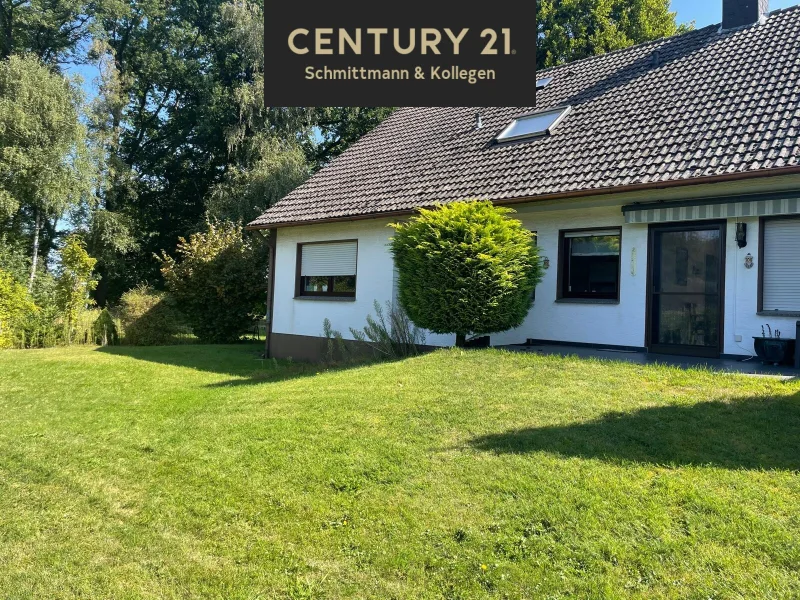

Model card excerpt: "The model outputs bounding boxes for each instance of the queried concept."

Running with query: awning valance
[622,195,800,224]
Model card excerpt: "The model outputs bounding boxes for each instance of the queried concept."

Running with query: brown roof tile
[250,6,800,228]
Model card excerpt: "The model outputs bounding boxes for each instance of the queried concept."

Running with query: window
[559,229,621,300]
[296,240,357,297]
[495,106,571,143]
[760,217,800,312]
[536,77,553,89]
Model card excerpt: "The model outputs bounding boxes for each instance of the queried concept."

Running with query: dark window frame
[557,227,622,301]
[494,105,573,143]
[758,215,800,313]
[295,239,358,299]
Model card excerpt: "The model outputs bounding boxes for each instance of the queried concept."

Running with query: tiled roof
[250,6,800,228]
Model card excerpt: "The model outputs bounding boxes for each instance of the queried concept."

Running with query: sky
[671,0,796,28]
[67,1,800,101]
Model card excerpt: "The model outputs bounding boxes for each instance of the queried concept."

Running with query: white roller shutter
[762,219,800,311]
[300,241,357,276]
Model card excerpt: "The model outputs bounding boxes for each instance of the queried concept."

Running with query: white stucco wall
[271,217,456,346]
[271,205,648,350]
[723,218,798,356]
[270,205,799,356]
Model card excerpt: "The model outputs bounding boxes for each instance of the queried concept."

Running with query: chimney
[722,0,769,30]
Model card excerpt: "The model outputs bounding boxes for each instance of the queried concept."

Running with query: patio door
[647,222,725,358]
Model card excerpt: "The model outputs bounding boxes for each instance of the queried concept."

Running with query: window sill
[555,298,620,305]
[294,295,356,302]
[757,311,800,318]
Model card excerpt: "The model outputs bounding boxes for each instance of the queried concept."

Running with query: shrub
[350,300,426,359]
[92,308,119,346]
[322,317,348,364]
[389,200,543,347]
[0,235,29,283]
[55,235,98,344]
[0,268,36,348]
[20,271,61,348]
[118,285,191,346]
[159,222,266,343]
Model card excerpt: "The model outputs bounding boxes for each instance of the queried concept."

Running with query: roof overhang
[246,165,800,230]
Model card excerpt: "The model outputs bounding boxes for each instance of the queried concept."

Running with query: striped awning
[623,195,800,224]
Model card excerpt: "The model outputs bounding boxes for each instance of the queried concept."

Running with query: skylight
[495,106,571,143]
[536,77,553,88]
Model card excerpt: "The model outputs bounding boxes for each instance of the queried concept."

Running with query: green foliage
[0,55,93,219]
[349,300,426,359]
[390,201,543,346]
[322,317,348,364]
[0,54,95,287]
[537,0,690,67]
[0,268,35,347]
[118,285,191,346]
[0,0,112,62]
[92,308,119,346]
[0,234,29,283]
[159,222,266,343]
[206,137,309,225]
[55,235,98,343]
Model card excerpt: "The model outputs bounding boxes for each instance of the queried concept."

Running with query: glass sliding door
[648,222,725,357]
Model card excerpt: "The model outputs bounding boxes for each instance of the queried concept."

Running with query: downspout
[265,228,277,358]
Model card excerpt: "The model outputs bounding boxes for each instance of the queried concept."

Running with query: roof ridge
[767,3,800,17]
[536,23,719,77]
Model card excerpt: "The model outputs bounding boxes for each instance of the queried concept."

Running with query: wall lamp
[735,222,747,248]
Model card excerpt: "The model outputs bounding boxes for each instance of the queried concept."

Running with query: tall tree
[0,55,94,287]
[537,0,691,67]
[0,0,111,62]
[88,0,250,297]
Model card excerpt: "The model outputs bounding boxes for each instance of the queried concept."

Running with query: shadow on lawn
[469,392,800,470]
[96,343,268,377]
[95,343,377,387]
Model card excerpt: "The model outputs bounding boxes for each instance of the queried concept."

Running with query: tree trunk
[455,333,467,347]
[0,0,12,60]
[28,210,41,291]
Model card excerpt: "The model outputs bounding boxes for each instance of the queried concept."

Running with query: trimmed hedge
[389,200,543,346]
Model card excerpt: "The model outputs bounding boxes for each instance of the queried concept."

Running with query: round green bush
[389,200,543,346]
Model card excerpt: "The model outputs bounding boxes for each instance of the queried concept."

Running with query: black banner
[264,0,537,107]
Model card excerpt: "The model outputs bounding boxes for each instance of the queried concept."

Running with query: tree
[55,234,97,342]
[0,55,95,288]
[205,137,308,225]
[389,201,543,348]
[537,0,690,67]
[81,0,392,300]
[0,267,35,347]
[0,0,103,62]
[159,222,266,343]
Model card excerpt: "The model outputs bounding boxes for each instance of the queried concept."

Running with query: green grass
[1,345,799,599]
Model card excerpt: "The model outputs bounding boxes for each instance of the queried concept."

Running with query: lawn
[1,345,799,599]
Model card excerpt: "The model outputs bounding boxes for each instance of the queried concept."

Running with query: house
[249,0,800,362]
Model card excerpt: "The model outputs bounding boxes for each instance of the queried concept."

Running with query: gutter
[245,165,800,230]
